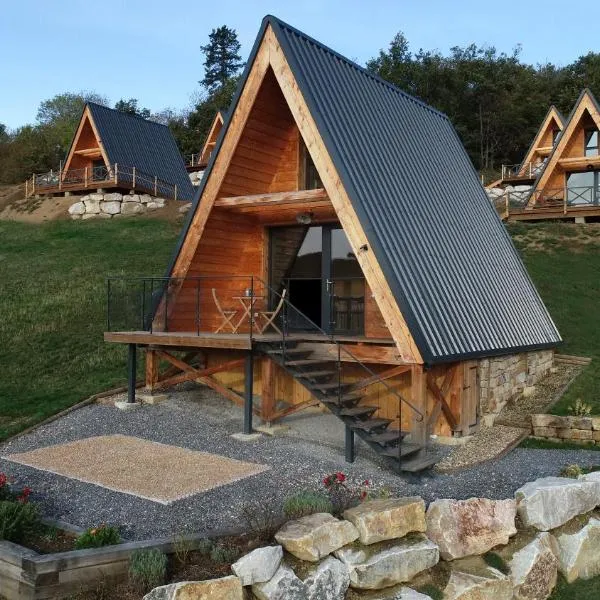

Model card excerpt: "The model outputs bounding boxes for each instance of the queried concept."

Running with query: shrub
[172,534,194,566]
[209,543,240,564]
[196,538,214,555]
[75,524,120,549]
[561,464,583,478]
[240,499,280,541]
[568,399,593,416]
[0,500,40,543]
[128,548,167,593]
[283,490,333,519]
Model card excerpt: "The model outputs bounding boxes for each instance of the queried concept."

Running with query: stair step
[285,359,332,367]
[320,393,363,407]
[397,454,438,473]
[308,381,351,392]
[379,443,422,459]
[340,405,378,419]
[267,348,312,359]
[350,418,392,432]
[296,370,337,380]
[367,430,408,445]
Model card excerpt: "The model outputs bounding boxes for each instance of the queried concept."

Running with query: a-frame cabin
[27,103,194,201]
[105,16,561,472]
[188,111,226,173]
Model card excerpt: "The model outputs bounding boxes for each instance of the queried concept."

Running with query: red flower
[17,486,32,503]
[0,473,7,488]
[335,472,346,483]
[360,491,367,500]
[363,480,370,486]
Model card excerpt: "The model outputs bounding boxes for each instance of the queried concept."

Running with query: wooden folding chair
[212,288,237,333]
[258,288,287,334]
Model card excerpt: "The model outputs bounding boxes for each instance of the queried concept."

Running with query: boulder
[515,477,600,531]
[146,201,162,210]
[68,201,86,215]
[103,192,122,202]
[178,202,192,214]
[509,532,559,600]
[143,576,243,599]
[369,588,433,599]
[275,513,359,562]
[231,545,282,586]
[153,197,166,207]
[426,498,516,560]
[252,564,308,600]
[556,517,600,582]
[82,213,99,220]
[83,198,101,214]
[100,200,121,215]
[304,556,350,600]
[121,201,144,216]
[444,567,512,599]
[334,535,439,590]
[127,194,141,203]
[343,497,426,545]
[486,187,505,198]
[514,185,532,192]
[140,194,152,203]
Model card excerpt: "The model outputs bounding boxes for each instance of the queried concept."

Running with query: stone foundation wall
[67,192,166,219]
[478,349,554,422]
[532,414,600,444]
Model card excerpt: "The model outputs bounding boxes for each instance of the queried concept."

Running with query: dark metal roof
[169,15,561,364]
[87,103,194,201]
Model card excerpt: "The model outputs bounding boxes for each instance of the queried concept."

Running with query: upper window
[300,140,322,190]
[585,129,599,157]
[552,128,561,145]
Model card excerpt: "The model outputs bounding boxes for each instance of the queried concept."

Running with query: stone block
[531,415,564,428]
[103,192,122,202]
[515,477,600,531]
[68,201,86,215]
[443,567,512,599]
[591,417,600,431]
[571,429,593,441]
[252,565,307,599]
[335,535,439,590]
[556,518,600,582]
[121,201,144,215]
[568,417,593,430]
[144,576,243,599]
[83,198,101,213]
[231,545,282,586]
[304,556,350,600]
[426,498,516,560]
[343,497,426,545]
[140,194,152,203]
[100,200,121,214]
[275,513,359,562]
[557,428,573,439]
[533,427,557,438]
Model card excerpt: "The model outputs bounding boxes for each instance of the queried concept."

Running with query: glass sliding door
[269,225,365,335]
[567,171,599,205]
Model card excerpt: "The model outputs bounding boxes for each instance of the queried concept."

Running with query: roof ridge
[265,15,450,122]
[87,102,168,129]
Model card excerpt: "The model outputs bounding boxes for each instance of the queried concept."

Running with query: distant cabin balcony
[500,162,544,183]
[26,164,183,201]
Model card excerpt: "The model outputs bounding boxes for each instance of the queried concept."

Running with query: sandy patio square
[3,434,269,505]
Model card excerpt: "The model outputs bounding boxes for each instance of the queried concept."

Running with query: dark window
[585,129,599,157]
[300,140,322,189]
[552,129,561,145]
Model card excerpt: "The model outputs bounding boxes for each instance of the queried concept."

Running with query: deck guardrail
[25,164,181,201]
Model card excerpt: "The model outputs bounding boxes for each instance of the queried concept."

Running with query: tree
[200,25,244,91]
[0,123,8,144]
[114,98,151,119]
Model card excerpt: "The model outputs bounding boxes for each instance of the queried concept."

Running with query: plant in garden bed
[0,471,41,544]
[322,472,391,514]
[129,548,167,594]
[75,524,120,549]
[283,490,333,519]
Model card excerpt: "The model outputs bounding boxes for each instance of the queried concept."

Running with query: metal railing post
[196,279,200,336]
[106,278,111,331]
[127,344,137,404]
[564,184,568,214]
[84,167,88,188]
[174,184,178,202]
[249,276,254,344]
[150,279,154,334]
[114,163,118,185]
[154,176,158,196]
[141,279,146,330]
[132,167,136,189]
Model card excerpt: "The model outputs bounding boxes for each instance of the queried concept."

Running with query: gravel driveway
[1,387,598,541]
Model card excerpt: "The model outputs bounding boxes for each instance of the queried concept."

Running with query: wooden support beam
[215,188,328,208]
[426,369,459,432]
[261,358,276,423]
[145,349,160,391]
[347,365,411,394]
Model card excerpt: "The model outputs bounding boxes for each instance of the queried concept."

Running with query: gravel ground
[1,386,600,541]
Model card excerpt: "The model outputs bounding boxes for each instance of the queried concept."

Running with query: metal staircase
[257,339,437,473]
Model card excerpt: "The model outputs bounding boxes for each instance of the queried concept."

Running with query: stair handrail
[255,276,425,422]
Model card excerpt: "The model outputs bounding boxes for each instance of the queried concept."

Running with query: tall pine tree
[200,26,244,91]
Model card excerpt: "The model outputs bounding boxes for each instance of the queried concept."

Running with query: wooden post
[132,167,136,189]
[25,179,28,198]
[244,350,254,434]
[505,190,509,216]
[59,165,62,191]
[261,358,275,423]
[114,164,118,185]
[84,167,88,188]
[410,364,428,450]
[564,184,568,214]
[145,348,159,392]
[154,176,158,196]
[174,184,178,202]
[32,174,35,195]
[128,344,137,403]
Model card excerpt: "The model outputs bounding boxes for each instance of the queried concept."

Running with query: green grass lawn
[509,222,600,415]
[0,218,180,441]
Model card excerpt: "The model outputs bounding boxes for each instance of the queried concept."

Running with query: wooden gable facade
[105,17,560,472]
[519,106,565,178]
[63,105,110,175]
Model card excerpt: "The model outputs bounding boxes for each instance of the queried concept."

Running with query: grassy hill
[0,218,598,441]
[0,218,181,440]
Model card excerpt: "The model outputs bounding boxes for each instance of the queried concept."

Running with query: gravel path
[1,387,599,541]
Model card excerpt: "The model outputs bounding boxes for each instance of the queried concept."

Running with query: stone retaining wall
[67,192,166,219]
[478,349,554,423]
[532,414,600,444]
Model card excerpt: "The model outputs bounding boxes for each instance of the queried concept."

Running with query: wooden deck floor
[507,205,600,221]
[104,330,396,350]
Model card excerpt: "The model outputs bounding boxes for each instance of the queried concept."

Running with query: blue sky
[2,0,599,129]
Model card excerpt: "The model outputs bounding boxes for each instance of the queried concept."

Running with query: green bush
[129,548,167,593]
[209,543,240,564]
[561,464,583,478]
[0,500,40,543]
[196,537,215,555]
[75,524,120,549]
[283,490,333,519]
